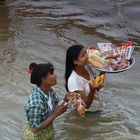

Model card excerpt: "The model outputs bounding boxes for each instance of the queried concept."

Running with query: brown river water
[0,0,140,140]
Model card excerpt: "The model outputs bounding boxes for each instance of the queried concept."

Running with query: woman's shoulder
[68,71,79,82]
[28,87,44,105]
[68,70,85,92]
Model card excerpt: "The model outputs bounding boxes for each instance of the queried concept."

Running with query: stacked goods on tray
[87,42,134,72]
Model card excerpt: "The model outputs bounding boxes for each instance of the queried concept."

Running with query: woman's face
[43,70,57,86]
[74,48,88,67]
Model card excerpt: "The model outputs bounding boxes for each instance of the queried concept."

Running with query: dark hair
[65,44,84,91]
[29,63,37,71]
[30,63,54,86]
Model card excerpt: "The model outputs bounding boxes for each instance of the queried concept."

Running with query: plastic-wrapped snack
[120,42,134,60]
[88,54,107,69]
[97,43,112,53]
[75,98,86,117]
[66,92,78,101]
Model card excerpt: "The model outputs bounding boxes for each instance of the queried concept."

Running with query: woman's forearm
[31,113,57,133]
[85,89,95,109]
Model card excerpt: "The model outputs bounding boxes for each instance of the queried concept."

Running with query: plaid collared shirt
[25,86,59,128]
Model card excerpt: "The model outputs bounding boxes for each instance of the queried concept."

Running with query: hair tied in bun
[28,63,37,75]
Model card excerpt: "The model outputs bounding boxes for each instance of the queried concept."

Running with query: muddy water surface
[0,0,140,140]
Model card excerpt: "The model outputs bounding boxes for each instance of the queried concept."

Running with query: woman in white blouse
[65,45,105,112]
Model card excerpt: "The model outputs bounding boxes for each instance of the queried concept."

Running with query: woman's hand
[31,101,68,133]
[89,79,104,91]
[53,102,68,117]
[89,73,105,91]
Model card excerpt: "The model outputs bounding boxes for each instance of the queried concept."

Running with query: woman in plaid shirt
[24,63,69,140]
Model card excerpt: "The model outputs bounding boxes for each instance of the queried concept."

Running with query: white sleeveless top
[68,64,102,112]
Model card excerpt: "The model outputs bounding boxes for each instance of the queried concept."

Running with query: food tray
[95,57,135,73]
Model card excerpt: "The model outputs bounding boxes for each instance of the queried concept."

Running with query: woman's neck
[75,65,90,80]
[39,85,50,95]
[75,65,86,74]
